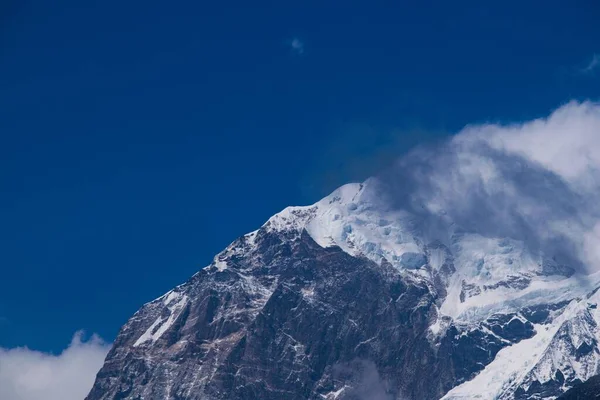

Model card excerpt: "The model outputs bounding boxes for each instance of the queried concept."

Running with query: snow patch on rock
[134,294,189,347]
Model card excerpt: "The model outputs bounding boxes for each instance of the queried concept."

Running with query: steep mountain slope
[87,180,600,400]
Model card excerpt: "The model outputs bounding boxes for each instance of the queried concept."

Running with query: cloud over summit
[375,101,600,273]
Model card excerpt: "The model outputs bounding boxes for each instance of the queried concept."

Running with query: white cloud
[460,100,600,183]
[289,37,305,55]
[377,100,600,273]
[0,331,110,400]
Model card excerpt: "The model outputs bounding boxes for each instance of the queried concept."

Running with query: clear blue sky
[1,0,599,352]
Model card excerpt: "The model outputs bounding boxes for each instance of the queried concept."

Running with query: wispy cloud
[0,331,109,400]
[581,54,600,74]
[289,37,305,55]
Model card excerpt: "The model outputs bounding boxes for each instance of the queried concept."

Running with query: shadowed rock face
[557,374,600,399]
[87,227,529,400]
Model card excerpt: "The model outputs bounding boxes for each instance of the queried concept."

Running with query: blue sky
[1,0,599,354]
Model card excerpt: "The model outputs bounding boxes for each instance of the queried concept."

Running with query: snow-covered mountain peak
[259,179,585,325]
[264,180,424,269]
[87,103,600,400]
[89,176,600,400]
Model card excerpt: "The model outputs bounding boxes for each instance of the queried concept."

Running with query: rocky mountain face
[557,374,600,399]
[87,181,600,400]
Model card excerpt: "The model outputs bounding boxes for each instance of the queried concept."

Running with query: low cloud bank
[0,331,109,400]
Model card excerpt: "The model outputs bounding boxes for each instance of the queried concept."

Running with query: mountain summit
[87,103,600,399]
[87,178,600,400]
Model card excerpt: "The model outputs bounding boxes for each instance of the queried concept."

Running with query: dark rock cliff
[87,228,528,400]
